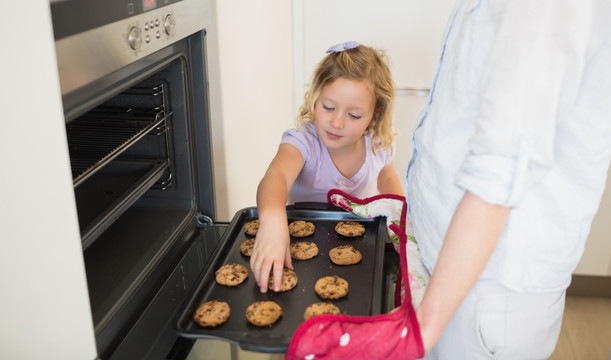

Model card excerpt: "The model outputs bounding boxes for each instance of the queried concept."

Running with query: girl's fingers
[272,260,285,292]
[250,249,269,293]
[284,247,293,270]
[259,264,270,293]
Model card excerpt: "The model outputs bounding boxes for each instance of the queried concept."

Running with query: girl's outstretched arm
[251,143,304,293]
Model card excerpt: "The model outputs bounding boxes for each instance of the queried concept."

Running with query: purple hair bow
[326,41,360,53]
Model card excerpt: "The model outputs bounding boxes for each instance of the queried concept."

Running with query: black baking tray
[175,203,389,353]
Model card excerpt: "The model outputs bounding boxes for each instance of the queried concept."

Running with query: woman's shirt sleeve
[454,0,604,207]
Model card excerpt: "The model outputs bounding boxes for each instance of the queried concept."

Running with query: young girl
[250,42,403,293]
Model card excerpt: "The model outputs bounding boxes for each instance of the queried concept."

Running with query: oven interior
[63,32,220,359]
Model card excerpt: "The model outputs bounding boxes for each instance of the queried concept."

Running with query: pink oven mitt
[285,189,424,360]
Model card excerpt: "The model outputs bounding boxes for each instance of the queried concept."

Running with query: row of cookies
[194,299,283,327]
[193,297,342,328]
[243,219,365,265]
[243,238,360,265]
[240,237,320,260]
[244,219,366,238]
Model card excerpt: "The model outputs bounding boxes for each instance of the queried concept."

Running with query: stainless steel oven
[51,1,222,359]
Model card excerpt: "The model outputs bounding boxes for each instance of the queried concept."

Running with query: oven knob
[164,14,175,35]
[128,26,142,50]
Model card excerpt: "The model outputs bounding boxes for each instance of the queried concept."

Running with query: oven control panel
[51,0,182,40]
[127,13,175,50]
[52,0,212,97]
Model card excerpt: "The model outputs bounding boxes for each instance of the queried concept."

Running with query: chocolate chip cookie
[240,238,255,257]
[290,241,319,260]
[244,219,259,236]
[329,244,362,265]
[215,263,248,286]
[304,302,341,320]
[268,268,298,292]
[245,301,283,327]
[193,300,230,327]
[314,275,349,300]
[289,220,315,237]
[335,221,365,237]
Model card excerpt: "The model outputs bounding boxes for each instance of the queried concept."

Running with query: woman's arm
[251,143,304,293]
[378,162,404,196]
[416,191,510,352]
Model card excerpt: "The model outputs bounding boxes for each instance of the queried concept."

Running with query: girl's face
[313,77,375,154]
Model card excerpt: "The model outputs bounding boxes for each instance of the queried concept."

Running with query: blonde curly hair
[297,44,396,154]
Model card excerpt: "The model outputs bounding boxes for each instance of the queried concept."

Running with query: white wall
[294,0,454,91]
[574,167,611,276]
[209,0,295,221]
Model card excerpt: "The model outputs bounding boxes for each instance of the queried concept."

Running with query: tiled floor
[186,295,611,360]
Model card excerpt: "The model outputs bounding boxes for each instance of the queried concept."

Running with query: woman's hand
[250,215,293,293]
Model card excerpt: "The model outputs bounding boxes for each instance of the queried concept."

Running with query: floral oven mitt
[285,189,427,360]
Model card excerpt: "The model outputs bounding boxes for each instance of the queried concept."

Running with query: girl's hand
[250,216,293,293]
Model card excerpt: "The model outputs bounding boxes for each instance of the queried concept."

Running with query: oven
[50,0,222,359]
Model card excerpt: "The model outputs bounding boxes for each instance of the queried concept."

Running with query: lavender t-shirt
[282,123,393,204]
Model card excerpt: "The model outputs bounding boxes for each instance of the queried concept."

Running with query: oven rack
[76,158,169,249]
[67,84,174,248]
[70,106,171,248]
[67,108,170,187]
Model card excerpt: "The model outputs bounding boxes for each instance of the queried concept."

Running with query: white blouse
[406,0,611,292]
